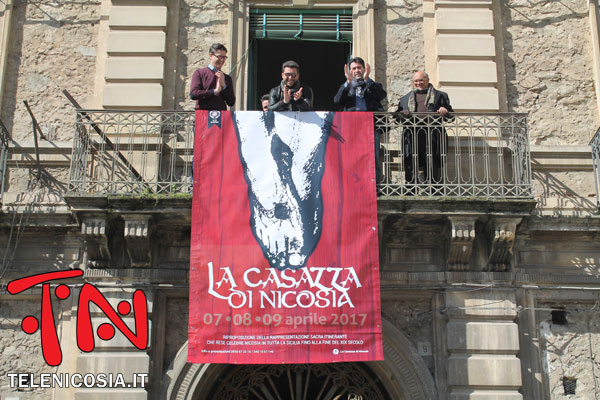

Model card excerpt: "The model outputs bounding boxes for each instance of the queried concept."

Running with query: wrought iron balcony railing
[69,110,194,196]
[376,112,532,198]
[67,110,532,199]
[591,127,600,212]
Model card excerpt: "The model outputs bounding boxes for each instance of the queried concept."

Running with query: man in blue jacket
[334,57,387,182]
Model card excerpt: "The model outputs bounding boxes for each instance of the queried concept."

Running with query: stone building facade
[0,0,599,399]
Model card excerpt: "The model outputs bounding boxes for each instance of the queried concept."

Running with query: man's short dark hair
[261,94,270,102]
[282,60,300,72]
[348,57,365,68]
[209,43,228,54]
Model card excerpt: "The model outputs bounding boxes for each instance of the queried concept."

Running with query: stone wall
[1,1,100,142]
[381,296,434,373]
[502,0,599,145]
[0,298,53,400]
[175,0,231,109]
[538,303,600,398]
[163,297,189,374]
[374,0,424,109]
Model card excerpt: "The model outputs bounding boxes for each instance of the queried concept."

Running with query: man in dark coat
[268,60,314,111]
[190,43,235,110]
[397,70,453,185]
[333,57,387,182]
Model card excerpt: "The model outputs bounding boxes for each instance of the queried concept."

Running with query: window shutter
[249,9,352,41]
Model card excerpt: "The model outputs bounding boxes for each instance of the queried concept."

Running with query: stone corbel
[447,216,477,271]
[81,218,110,267]
[123,215,153,267]
[487,217,522,272]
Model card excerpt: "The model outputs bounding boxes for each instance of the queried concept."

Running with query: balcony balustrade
[67,110,532,200]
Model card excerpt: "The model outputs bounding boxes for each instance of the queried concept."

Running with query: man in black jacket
[334,57,387,182]
[333,57,386,112]
[397,70,453,185]
[268,60,314,111]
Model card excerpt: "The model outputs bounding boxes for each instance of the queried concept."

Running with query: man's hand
[344,64,351,84]
[364,63,371,82]
[214,76,222,95]
[283,87,292,104]
[293,87,303,102]
[215,71,226,87]
[437,106,449,116]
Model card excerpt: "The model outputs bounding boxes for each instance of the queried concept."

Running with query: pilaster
[432,0,502,111]
[102,1,168,108]
[445,289,523,399]
[0,0,13,111]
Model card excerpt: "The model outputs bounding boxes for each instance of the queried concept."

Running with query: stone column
[445,289,523,399]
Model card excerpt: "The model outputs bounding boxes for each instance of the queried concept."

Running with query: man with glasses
[268,60,314,111]
[190,43,236,110]
[396,70,453,186]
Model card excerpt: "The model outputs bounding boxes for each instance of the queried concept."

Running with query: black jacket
[333,79,386,111]
[268,81,314,111]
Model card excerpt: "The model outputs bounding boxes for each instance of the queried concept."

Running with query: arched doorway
[162,320,436,400]
[205,363,391,399]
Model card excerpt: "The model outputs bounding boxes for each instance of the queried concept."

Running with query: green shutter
[249,9,352,41]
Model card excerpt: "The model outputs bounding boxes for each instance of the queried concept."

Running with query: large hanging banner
[189,110,382,364]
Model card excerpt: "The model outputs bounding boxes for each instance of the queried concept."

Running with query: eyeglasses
[284,73,297,78]
[211,55,228,60]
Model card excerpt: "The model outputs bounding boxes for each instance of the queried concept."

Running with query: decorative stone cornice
[123,214,153,267]
[447,216,477,271]
[487,217,523,272]
[81,217,110,267]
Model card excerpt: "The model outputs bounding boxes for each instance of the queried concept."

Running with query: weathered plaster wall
[175,0,230,109]
[0,298,53,399]
[0,1,100,141]
[375,0,424,109]
[538,304,600,398]
[502,0,598,145]
[533,170,598,215]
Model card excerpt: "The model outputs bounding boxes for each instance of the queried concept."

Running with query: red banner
[189,110,382,364]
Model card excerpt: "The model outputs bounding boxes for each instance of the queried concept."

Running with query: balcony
[67,110,532,200]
